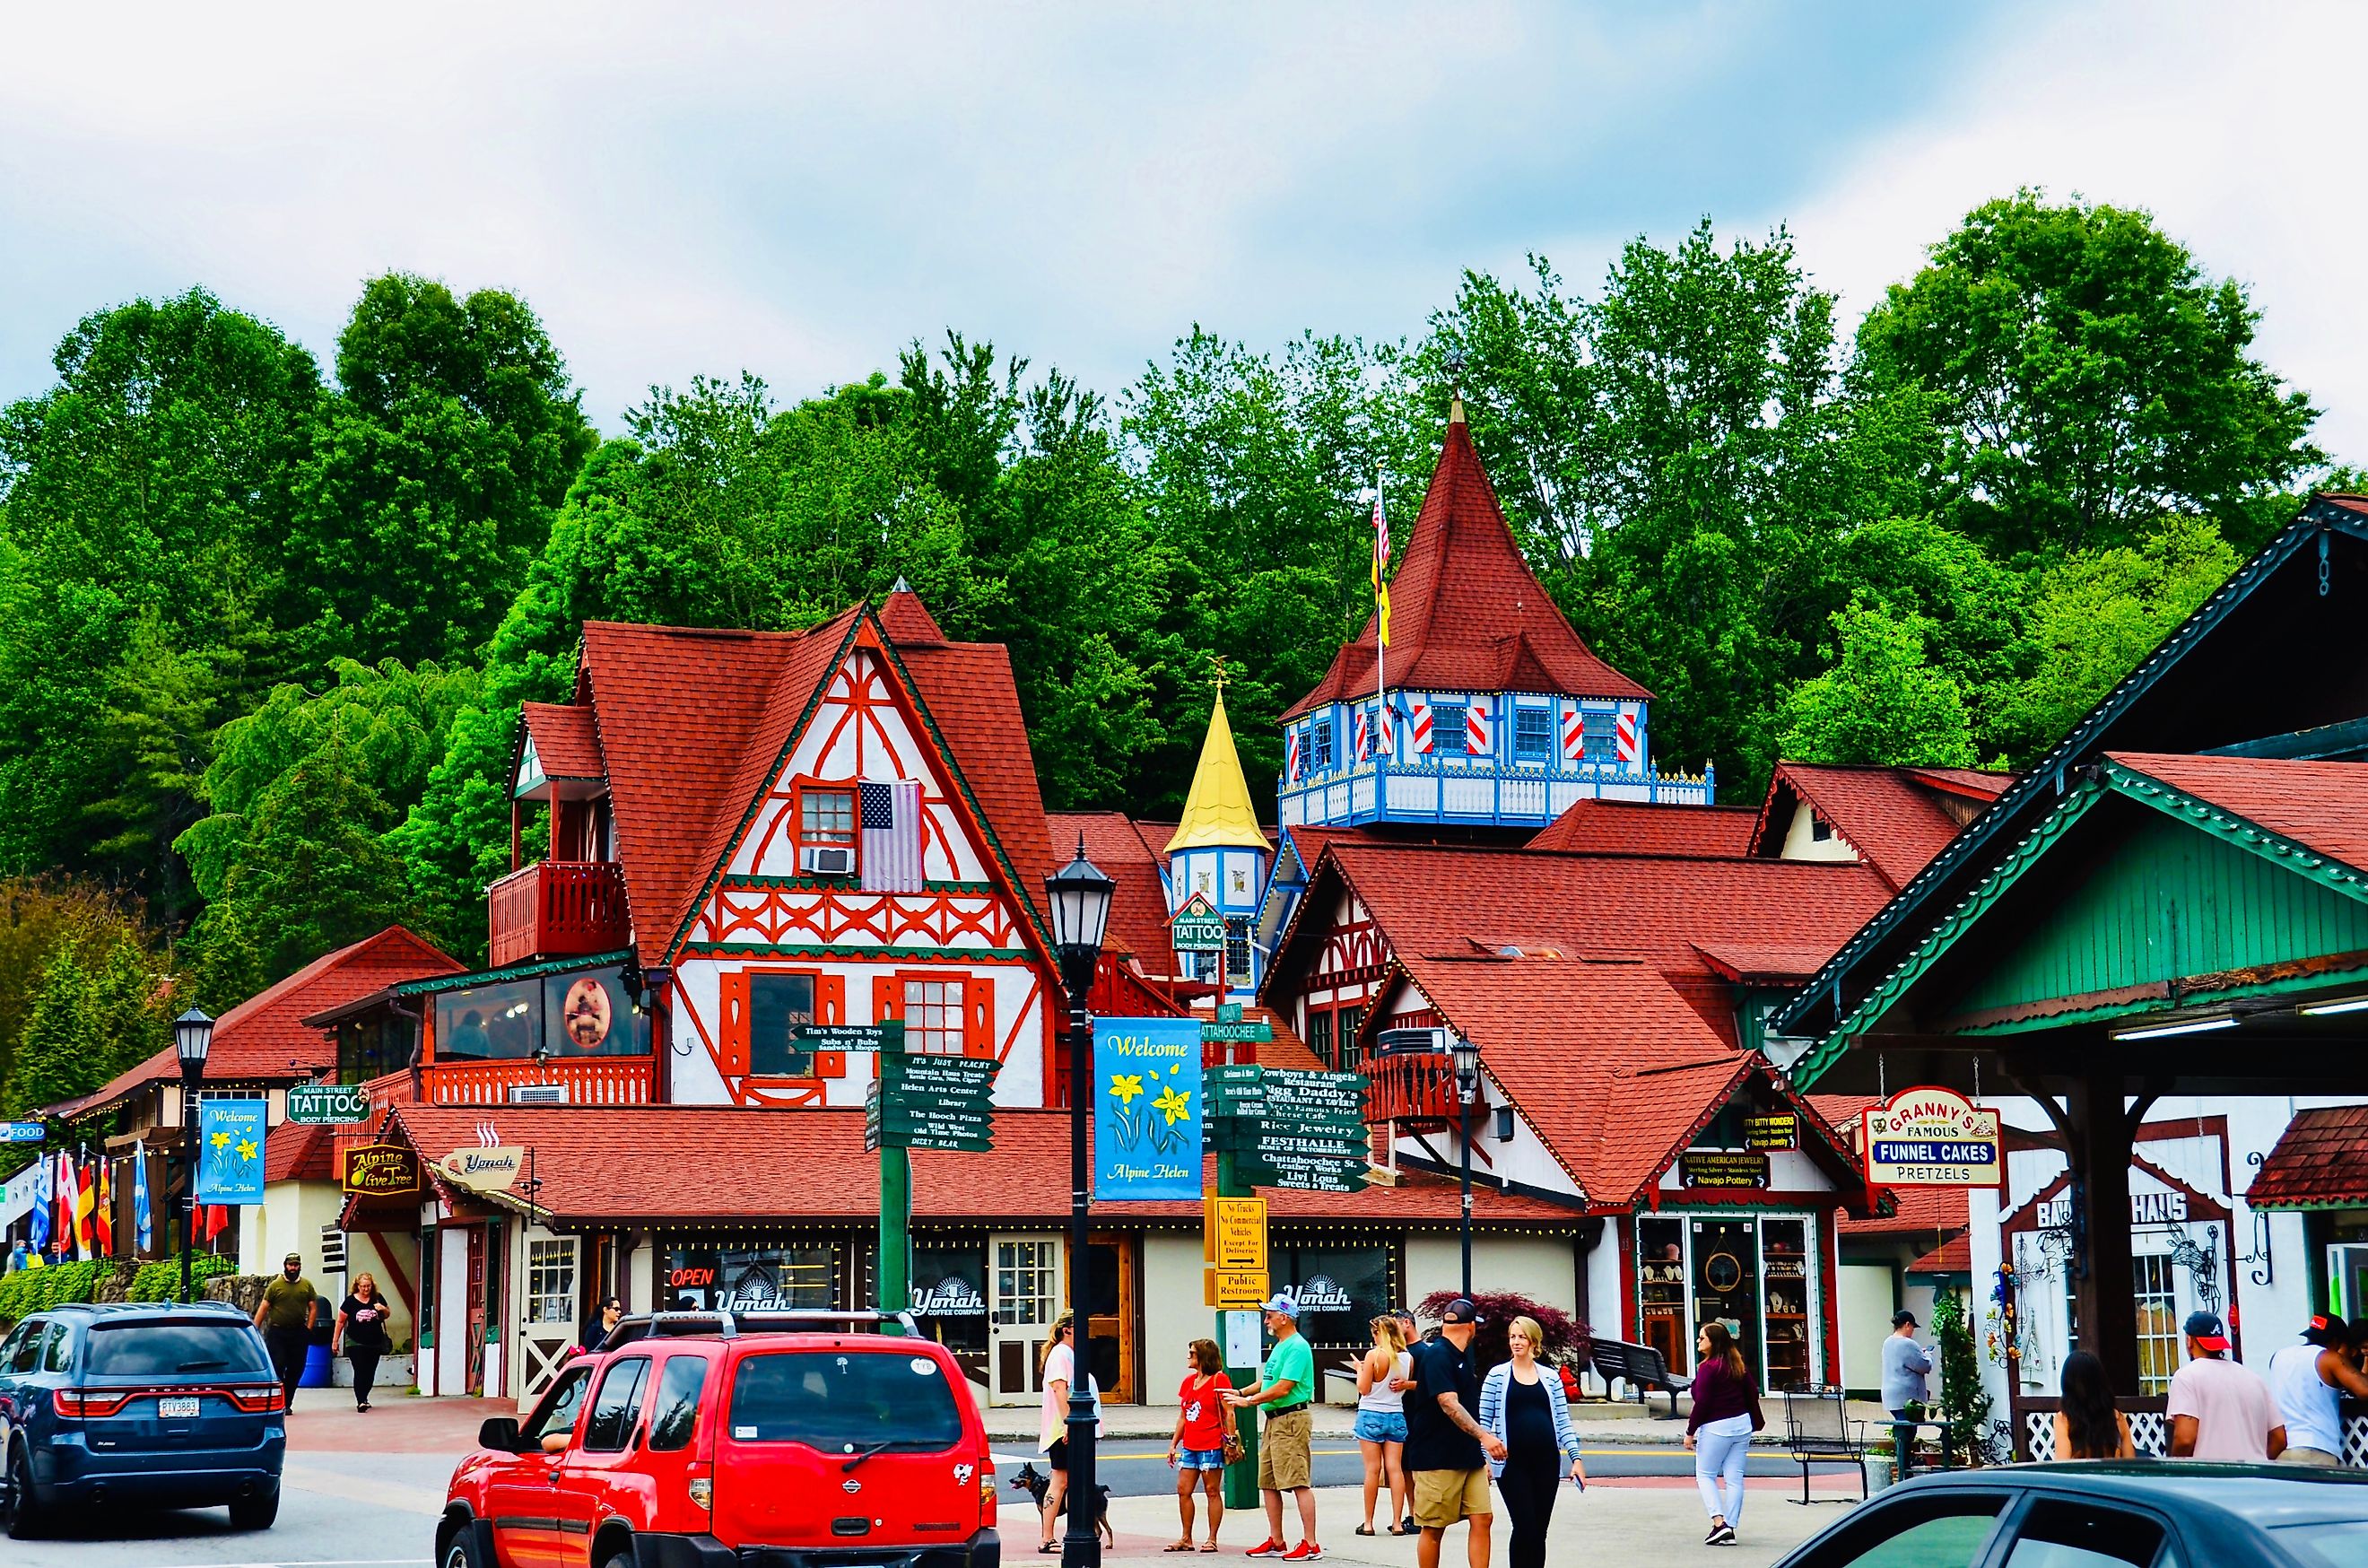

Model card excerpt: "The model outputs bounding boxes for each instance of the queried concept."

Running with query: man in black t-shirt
[1403,1299,1504,1568]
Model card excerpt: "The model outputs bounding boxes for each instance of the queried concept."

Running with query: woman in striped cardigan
[1478,1317,1585,1568]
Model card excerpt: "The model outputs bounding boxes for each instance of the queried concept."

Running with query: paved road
[7,1436,1852,1565]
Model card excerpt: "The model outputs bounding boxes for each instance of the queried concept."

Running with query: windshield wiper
[177,1359,229,1371]
[840,1440,898,1472]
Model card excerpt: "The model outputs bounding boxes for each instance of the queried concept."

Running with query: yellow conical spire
[1165,678,1267,854]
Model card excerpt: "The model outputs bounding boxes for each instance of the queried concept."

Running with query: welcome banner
[1092,1016,1204,1201]
[196,1099,266,1204]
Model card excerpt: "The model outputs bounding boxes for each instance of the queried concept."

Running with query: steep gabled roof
[1784,498,2368,1046]
[1284,410,1648,719]
[890,634,1059,933]
[1750,763,2001,893]
[519,701,604,780]
[58,927,464,1119]
[1048,812,1172,964]
[1529,800,1759,858]
[2104,753,2368,875]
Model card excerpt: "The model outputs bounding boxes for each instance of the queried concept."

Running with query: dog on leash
[1008,1462,1114,1548]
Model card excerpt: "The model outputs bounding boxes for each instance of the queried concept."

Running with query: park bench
[1780,1384,1871,1504]
[1589,1337,1691,1416]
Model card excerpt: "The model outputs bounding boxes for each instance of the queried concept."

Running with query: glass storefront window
[1272,1241,1392,1347]
[910,1241,988,1352]
[436,966,652,1060]
[438,978,540,1059]
[663,1241,840,1311]
[1637,1215,1820,1391]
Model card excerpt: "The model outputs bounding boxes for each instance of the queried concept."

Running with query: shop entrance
[1637,1213,1820,1392]
[988,1233,1062,1406]
[1084,1234,1137,1405]
[1693,1218,1762,1373]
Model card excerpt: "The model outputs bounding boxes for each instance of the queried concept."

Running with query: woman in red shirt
[1166,1337,1238,1551]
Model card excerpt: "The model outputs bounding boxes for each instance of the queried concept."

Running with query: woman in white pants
[1681,1323,1763,1547]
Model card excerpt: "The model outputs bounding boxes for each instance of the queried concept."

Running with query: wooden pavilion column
[2068,1066,2143,1393]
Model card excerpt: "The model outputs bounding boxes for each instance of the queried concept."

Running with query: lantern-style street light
[1044,839,1115,1568]
[1451,1033,1481,1299]
[173,1007,213,1304]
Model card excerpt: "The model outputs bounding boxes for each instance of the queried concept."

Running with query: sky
[5,1,2368,457]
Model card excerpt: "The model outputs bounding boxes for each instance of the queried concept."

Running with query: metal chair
[1780,1384,1869,1504]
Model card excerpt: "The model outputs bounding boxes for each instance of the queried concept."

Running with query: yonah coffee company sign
[437,1145,526,1194]
[1861,1088,2001,1187]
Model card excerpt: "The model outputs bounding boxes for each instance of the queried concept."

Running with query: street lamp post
[1451,1034,1480,1300]
[173,1007,213,1305]
[1043,839,1115,1568]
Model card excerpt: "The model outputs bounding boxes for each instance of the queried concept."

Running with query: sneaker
[1710,1524,1737,1546]
[1246,1542,1286,1558]
[1283,1546,1323,1563]
[1703,1523,1725,1546]
[1402,1517,1415,1537]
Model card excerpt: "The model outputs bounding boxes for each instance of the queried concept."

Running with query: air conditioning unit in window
[800,846,855,876]
[509,1083,566,1105]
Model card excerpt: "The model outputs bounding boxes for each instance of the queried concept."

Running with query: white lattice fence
[2024,1402,2363,1465]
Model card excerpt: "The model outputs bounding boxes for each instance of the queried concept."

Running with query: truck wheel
[229,1489,280,1530]
[441,1521,484,1568]
[3,1440,47,1540]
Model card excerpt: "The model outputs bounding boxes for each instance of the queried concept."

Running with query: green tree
[1778,595,1979,768]
[2,933,173,1117]
[1990,514,2239,761]
[278,274,596,668]
[1856,189,2320,557]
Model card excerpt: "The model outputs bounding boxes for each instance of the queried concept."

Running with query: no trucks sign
[1861,1087,2002,1187]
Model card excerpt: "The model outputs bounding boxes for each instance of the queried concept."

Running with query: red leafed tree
[1417,1290,1590,1382]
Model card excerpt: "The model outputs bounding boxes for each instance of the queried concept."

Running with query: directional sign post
[0,1120,45,1145]
[874,1049,1001,1316]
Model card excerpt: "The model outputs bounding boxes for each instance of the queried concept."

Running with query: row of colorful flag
[17,1145,231,1266]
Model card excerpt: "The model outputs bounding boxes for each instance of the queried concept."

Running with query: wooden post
[2069,1068,2141,1393]
[1218,1150,1260,1512]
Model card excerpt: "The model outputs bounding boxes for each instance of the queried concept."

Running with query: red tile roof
[1908,1234,1971,1275]
[579,601,1057,966]
[2247,1105,2368,1209]
[1752,763,1988,892]
[878,586,947,644]
[58,927,464,1119]
[2107,754,2368,875]
[1691,940,1857,985]
[1049,813,1173,964]
[1284,415,1648,719]
[266,1121,334,1184]
[1277,842,1893,1043]
[520,701,604,780]
[379,1103,1580,1228]
[1528,801,1759,858]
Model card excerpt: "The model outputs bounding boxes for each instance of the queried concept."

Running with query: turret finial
[1445,350,1467,424]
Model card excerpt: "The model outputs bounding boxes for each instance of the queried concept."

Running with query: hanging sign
[437,1146,527,1194]
[195,1100,266,1204]
[1862,1087,2002,1187]
[1171,893,1226,954]
[1743,1113,1799,1151]
[1204,1267,1269,1308]
[1094,1017,1205,1199]
[341,1143,421,1196]
[870,1052,997,1152]
[797,1021,905,1051]
[286,1084,371,1126]
[1204,1067,1371,1193]
[0,1120,44,1144]
[1679,1150,1772,1189]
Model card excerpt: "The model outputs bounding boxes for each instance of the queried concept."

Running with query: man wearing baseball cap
[1224,1294,1320,1560]
[254,1251,319,1410]
[1404,1299,1502,1568]
[2166,1310,2285,1460]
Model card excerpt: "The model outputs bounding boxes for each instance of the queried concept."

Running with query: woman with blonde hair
[1354,1313,1414,1536]
[1479,1316,1583,1568]
[333,1271,394,1413]
[1037,1312,1101,1554]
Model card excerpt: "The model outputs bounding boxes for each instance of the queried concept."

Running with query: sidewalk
[981,1395,1892,1445]
[1093,1477,1853,1567]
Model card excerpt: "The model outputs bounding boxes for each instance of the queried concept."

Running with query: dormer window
[797,784,858,876]
[1810,814,1832,843]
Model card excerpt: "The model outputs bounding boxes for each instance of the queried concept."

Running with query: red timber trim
[1615,1214,1639,1344]
[704,884,1020,950]
[721,965,850,1081]
[370,1232,418,1321]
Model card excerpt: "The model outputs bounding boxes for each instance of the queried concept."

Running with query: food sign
[1862,1087,2001,1187]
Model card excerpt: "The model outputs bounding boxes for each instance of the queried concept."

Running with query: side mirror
[479,1417,524,1453]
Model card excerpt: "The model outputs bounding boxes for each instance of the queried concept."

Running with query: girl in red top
[1167,1337,1238,1551]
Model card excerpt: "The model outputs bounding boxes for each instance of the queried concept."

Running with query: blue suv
[0,1300,286,1537]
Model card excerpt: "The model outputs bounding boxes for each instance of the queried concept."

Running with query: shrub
[1930,1289,1993,1465]
[1415,1288,1589,1383]
[128,1253,236,1302]
[0,1259,104,1326]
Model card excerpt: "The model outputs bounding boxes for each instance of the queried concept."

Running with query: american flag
[1616,710,1641,766]
[859,780,924,892]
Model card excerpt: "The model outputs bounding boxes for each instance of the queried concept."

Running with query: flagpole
[1373,466,1389,764]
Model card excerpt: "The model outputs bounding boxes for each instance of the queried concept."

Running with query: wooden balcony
[1365,1050,1463,1126]
[488,860,630,968]
[422,1057,656,1107]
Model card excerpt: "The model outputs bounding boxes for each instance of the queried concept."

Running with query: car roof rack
[596,1308,920,1352]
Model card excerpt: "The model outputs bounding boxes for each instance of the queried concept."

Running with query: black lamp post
[1451,1033,1481,1299]
[173,1007,213,1304]
[1043,838,1115,1568]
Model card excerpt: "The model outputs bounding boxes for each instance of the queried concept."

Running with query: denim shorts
[1354,1408,1409,1444]
[1177,1446,1227,1470]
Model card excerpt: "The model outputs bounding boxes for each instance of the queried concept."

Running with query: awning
[2248,1105,2368,1210]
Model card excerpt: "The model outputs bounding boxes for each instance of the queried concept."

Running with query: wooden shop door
[1081,1233,1137,1405]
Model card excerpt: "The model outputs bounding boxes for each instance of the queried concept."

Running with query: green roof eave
[392,949,632,997]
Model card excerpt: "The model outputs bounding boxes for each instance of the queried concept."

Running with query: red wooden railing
[424,1057,655,1107]
[1365,1051,1461,1124]
[488,860,630,967]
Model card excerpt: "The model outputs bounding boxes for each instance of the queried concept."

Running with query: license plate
[158,1396,201,1418]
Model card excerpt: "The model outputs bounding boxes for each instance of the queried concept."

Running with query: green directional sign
[1201,1022,1272,1044]
[286,1083,370,1126]
[1201,1064,1373,1193]
[874,1050,998,1153]
[1216,1002,1244,1024]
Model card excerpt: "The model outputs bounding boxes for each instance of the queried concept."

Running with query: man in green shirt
[253,1252,319,1409]
[1224,1294,1321,1560]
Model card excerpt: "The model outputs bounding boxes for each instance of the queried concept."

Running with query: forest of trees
[0,189,2337,1115]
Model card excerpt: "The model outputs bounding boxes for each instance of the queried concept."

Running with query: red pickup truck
[438,1311,998,1568]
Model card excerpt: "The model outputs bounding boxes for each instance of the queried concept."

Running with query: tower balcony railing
[1280,754,1716,829]
[488,860,630,968]
[1364,1050,1462,1126]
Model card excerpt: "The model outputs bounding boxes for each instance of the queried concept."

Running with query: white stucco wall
[1405,1233,1575,1320]
[1141,1234,1209,1399]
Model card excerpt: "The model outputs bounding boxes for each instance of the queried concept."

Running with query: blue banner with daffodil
[195,1099,266,1204]
[1092,1016,1204,1200]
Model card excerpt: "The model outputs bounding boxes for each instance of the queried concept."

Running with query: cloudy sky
[5,1,2366,456]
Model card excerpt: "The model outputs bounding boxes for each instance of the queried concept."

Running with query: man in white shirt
[2167,1311,2287,1462]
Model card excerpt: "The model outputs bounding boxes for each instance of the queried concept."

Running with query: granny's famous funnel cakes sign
[1861,1087,2001,1187]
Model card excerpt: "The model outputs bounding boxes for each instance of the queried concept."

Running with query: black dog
[1008,1462,1114,1547]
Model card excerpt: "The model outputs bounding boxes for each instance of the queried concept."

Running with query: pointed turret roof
[1166,689,1268,852]
[1283,404,1650,719]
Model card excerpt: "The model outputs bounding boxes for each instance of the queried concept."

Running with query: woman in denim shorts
[1169,1337,1237,1550]
[1354,1314,1414,1535]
